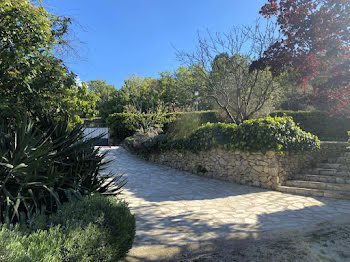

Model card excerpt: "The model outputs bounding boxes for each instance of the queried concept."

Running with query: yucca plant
[0,116,125,226]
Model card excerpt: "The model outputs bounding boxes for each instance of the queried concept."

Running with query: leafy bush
[143,117,320,153]
[106,112,139,142]
[181,122,238,151]
[107,110,222,143]
[0,116,124,225]
[0,225,64,262]
[124,133,168,154]
[270,111,350,141]
[0,196,135,262]
[233,117,320,152]
[49,195,135,261]
[106,111,169,143]
[163,110,222,139]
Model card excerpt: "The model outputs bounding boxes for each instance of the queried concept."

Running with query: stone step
[328,156,348,164]
[276,186,350,200]
[286,180,350,191]
[308,168,349,176]
[316,163,347,170]
[294,174,350,184]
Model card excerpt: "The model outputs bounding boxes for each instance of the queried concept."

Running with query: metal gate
[83,127,109,146]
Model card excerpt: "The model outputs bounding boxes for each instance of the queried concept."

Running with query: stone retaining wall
[145,142,348,189]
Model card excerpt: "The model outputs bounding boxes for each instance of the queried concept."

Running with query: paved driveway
[101,147,350,260]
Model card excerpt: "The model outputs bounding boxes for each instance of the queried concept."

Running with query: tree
[158,66,212,111]
[87,79,118,104]
[87,79,124,122]
[66,82,98,121]
[252,0,350,116]
[0,0,96,122]
[119,74,161,113]
[96,92,125,122]
[176,20,281,123]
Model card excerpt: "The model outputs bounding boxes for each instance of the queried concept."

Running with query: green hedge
[106,112,141,143]
[165,111,222,127]
[140,117,320,154]
[270,111,350,141]
[107,110,222,143]
[0,195,135,262]
[163,110,223,139]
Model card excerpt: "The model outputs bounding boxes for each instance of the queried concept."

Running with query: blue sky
[44,0,266,88]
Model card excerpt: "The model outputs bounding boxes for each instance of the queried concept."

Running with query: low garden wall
[146,142,348,189]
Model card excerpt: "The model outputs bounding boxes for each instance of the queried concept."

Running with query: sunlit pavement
[100,146,350,260]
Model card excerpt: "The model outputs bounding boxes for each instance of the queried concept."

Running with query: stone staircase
[277,152,350,199]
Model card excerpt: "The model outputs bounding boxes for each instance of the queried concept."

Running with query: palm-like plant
[0,116,125,226]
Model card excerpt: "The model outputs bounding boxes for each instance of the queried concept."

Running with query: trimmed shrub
[0,195,135,262]
[164,111,222,126]
[181,122,238,151]
[270,111,350,141]
[232,117,320,152]
[163,110,223,139]
[106,112,140,143]
[144,117,320,153]
[0,225,64,262]
[49,195,135,261]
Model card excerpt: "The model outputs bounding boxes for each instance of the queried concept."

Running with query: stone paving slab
[101,147,350,249]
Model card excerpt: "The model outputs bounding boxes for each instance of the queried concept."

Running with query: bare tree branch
[175,19,281,123]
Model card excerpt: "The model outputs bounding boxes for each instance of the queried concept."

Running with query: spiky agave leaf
[0,115,125,225]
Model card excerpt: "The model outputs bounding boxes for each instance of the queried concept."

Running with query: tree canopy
[176,21,281,123]
[252,0,350,116]
[0,0,97,122]
[90,66,213,123]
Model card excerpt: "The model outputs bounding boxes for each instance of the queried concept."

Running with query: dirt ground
[124,217,350,262]
[177,223,350,262]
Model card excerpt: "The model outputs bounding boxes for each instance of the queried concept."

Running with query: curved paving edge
[100,146,350,253]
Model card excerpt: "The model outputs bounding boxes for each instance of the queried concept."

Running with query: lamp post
[194,89,199,111]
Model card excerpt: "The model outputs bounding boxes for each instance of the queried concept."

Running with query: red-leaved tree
[251,0,350,116]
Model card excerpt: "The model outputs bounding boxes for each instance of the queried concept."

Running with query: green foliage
[164,111,223,139]
[89,66,214,122]
[106,111,170,143]
[87,80,120,121]
[106,112,146,143]
[0,0,97,122]
[158,66,212,110]
[48,195,135,261]
[66,82,99,122]
[107,110,221,143]
[119,75,161,113]
[146,117,320,153]
[209,53,280,123]
[0,116,124,225]
[270,111,350,141]
[124,133,168,154]
[98,96,125,122]
[0,196,135,262]
[0,225,64,262]
[87,79,118,104]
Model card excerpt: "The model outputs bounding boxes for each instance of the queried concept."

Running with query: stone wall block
[144,141,348,189]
